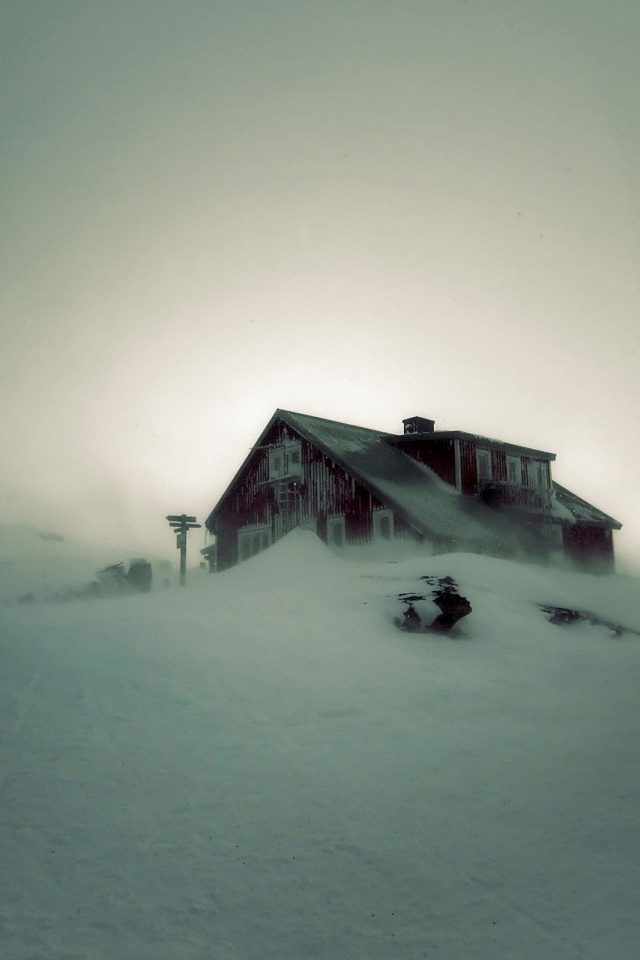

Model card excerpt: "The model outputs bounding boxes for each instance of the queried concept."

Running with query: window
[284,442,303,477]
[506,456,521,485]
[476,449,491,481]
[268,447,285,479]
[268,442,303,479]
[238,525,272,562]
[379,515,391,540]
[527,461,541,488]
[373,509,394,541]
[327,516,346,547]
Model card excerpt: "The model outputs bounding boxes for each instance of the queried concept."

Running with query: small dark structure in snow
[127,559,153,593]
[205,409,621,572]
[95,559,152,595]
[96,563,128,591]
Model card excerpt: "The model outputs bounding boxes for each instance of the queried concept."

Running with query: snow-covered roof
[394,430,556,460]
[270,411,554,550]
[207,410,620,540]
[552,482,622,529]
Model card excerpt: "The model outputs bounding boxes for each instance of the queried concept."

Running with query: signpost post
[166,514,201,586]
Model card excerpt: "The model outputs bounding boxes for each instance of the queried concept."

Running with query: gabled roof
[207,409,621,542]
[210,411,541,550]
[277,411,547,549]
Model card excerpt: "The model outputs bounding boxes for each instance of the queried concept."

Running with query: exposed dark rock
[398,603,423,632]
[538,604,639,638]
[421,575,458,590]
[395,576,472,634]
[431,591,473,630]
[540,605,583,626]
[398,592,427,604]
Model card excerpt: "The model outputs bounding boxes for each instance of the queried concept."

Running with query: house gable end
[276,411,426,538]
[205,410,283,530]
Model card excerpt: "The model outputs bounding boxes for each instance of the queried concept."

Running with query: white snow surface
[2,528,640,959]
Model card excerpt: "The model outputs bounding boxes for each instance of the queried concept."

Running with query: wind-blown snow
[0,524,173,603]
[2,529,640,959]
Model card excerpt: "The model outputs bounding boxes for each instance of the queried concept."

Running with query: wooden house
[203,410,621,572]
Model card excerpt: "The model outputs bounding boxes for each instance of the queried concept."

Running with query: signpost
[166,514,201,586]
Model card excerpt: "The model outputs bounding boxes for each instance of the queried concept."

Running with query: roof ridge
[278,409,391,437]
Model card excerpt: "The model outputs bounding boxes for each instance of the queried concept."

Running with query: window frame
[237,524,272,561]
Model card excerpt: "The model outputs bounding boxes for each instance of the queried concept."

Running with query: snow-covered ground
[2,528,640,959]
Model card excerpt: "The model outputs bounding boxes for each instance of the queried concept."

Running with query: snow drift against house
[2,529,640,959]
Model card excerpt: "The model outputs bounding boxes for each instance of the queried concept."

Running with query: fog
[2,1,638,565]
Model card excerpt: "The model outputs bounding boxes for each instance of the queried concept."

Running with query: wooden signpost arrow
[166,514,202,586]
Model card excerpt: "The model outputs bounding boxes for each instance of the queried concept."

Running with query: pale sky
[2,1,639,566]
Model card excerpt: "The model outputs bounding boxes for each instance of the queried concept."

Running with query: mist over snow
[0,524,179,606]
[2,2,640,567]
[2,528,640,959]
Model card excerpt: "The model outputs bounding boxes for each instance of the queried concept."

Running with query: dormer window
[527,460,541,488]
[506,456,522,485]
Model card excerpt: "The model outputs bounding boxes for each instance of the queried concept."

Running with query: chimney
[403,416,435,435]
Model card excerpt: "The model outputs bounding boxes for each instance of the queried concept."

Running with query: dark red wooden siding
[562,525,614,570]
[213,419,408,567]
[459,440,478,496]
[491,448,507,482]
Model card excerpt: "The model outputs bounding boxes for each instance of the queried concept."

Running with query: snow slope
[2,530,640,959]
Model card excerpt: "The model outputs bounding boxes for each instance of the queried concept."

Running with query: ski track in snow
[1,530,640,959]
